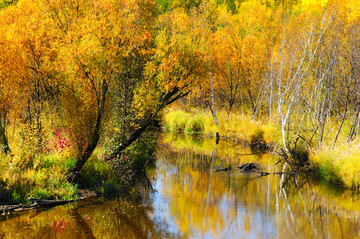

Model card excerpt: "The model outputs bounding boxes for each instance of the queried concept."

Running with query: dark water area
[1,134,360,238]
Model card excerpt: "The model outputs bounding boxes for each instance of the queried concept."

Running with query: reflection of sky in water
[151,169,185,238]
[150,156,278,239]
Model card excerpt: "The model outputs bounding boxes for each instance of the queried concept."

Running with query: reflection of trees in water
[157,138,360,239]
[74,197,183,238]
[161,133,262,165]
[0,197,179,238]
[156,144,228,237]
[79,199,153,238]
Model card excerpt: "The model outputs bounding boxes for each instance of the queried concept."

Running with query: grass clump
[310,143,360,189]
[162,107,280,145]
[163,109,205,133]
[163,110,188,132]
[185,116,204,133]
[0,154,80,203]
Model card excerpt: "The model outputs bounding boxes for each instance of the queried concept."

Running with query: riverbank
[0,125,158,204]
[162,108,360,190]
[0,189,97,215]
[0,150,133,204]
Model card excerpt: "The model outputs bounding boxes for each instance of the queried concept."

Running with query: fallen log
[238,163,260,172]
[1,190,97,215]
[29,198,75,207]
[1,205,32,215]
[215,168,230,172]
[1,199,74,215]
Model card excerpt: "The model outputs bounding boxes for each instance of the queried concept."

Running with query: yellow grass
[162,107,280,144]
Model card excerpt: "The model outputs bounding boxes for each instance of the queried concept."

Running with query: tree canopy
[0,0,359,182]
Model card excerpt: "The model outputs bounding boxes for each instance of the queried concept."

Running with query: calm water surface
[1,134,360,238]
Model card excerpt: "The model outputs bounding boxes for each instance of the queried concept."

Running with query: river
[1,134,360,238]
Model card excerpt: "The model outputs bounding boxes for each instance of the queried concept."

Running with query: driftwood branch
[214,161,296,176]
[1,199,73,215]
[215,168,230,172]
[1,191,97,215]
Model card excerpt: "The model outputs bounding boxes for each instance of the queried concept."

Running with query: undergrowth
[162,108,280,144]
[311,144,360,189]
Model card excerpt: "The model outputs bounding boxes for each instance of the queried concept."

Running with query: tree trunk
[67,80,108,183]
[106,87,189,161]
[333,79,351,147]
[0,121,10,154]
[210,70,220,144]
[203,0,219,144]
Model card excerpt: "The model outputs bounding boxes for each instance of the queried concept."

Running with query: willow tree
[40,0,159,181]
[0,0,207,181]
[0,0,157,180]
[108,7,206,159]
[51,0,204,179]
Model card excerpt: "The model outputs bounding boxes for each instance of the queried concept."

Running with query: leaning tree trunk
[67,84,190,182]
[0,121,10,154]
[106,87,189,161]
[67,81,108,183]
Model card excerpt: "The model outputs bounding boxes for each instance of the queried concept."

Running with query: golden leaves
[0,0,158,157]
[150,9,206,88]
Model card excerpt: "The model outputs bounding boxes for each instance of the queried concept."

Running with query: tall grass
[163,110,205,133]
[0,149,115,203]
[311,143,360,189]
[162,107,280,144]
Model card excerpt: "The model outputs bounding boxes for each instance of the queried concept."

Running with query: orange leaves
[0,0,61,91]
[149,9,206,90]
[58,0,155,79]
[131,8,208,122]
[235,0,270,35]
[0,0,158,158]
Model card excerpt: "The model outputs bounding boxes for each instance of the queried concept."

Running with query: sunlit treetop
[301,0,328,7]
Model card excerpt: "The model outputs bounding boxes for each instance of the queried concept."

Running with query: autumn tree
[0,0,61,155]
[40,0,158,181]
[0,0,156,180]
[209,1,269,117]
[108,7,206,159]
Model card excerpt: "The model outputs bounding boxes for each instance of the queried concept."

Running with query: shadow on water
[1,133,360,238]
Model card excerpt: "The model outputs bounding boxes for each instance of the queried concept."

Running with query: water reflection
[153,134,360,239]
[1,134,360,238]
[0,196,181,238]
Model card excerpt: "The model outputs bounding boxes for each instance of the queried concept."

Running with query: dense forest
[0,0,359,203]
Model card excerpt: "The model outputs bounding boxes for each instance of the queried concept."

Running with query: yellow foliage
[301,0,329,8]
[311,143,360,189]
